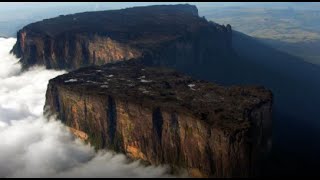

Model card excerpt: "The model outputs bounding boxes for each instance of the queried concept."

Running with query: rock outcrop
[11,3,320,177]
[11,4,233,70]
[45,60,272,177]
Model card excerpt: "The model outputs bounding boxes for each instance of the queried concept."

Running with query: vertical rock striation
[45,61,272,177]
[10,4,233,71]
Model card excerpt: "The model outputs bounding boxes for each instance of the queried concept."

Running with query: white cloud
[0,38,183,178]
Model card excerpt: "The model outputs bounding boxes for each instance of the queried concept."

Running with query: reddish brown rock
[45,61,272,177]
[11,4,233,70]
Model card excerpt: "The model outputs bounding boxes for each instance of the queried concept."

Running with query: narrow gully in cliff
[107,95,117,147]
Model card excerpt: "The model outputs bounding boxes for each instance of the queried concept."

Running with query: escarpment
[45,61,273,177]
[11,4,233,70]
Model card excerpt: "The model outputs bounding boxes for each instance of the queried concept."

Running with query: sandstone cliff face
[45,61,272,177]
[12,30,142,69]
[11,4,233,70]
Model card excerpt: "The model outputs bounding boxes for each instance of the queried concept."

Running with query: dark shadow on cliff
[160,30,320,176]
[9,4,320,176]
[140,28,320,176]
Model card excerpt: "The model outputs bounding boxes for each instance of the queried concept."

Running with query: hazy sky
[0,2,319,37]
[1,2,317,19]
[0,2,318,18]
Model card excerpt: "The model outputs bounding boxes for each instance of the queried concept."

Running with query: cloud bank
[0,38,181,178]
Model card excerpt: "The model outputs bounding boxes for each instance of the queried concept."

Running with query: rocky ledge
[45,60,272,177]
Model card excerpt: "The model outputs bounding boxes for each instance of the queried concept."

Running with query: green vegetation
[185,125,193,136]
[110,132,124,152]
[97,58,105,65]
[87,132,104,151]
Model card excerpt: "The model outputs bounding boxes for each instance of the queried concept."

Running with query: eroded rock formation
[12,3,274,177]
[11,4,233,70]
[45,60,272,177]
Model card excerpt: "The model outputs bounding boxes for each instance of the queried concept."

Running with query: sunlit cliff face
[0,38,178,178]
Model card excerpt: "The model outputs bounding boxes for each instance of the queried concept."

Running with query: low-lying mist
[0,38,179,178]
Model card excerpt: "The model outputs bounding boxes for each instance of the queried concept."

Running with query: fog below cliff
[0,38,179,178]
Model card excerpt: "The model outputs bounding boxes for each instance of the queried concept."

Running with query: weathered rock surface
[11,4,233,70]
[45,60,272,177]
